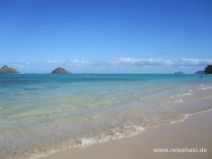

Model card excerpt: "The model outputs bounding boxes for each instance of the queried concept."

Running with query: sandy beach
[41,109,212,159]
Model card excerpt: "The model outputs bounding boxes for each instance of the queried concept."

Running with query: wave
[170,89,193,98]
[199,85,212,90]
[29,124,145,159]
[170,107,212,126]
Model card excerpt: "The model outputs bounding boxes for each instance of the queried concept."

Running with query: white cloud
[177,58,212,66]
[107,57,173,66]
[68,59,95,67]
[107,57,212,67]
[46,58,212,67]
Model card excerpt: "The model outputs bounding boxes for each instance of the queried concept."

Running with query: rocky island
[0,65,18,74]
[51,67,70,74]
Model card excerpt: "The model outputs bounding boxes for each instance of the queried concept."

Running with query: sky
[0,0,212,73]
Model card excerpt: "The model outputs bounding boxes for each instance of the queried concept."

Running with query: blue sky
[0,0,212,73]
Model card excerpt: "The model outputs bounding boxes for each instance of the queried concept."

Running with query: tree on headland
[205,65,212,74]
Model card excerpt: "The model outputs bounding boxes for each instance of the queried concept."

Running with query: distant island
[195,70,204,74]
[0,65,18,74]
[0,64,211,75]
[205,65,212,74]
[51,67,70,74]
[174,71,184,75]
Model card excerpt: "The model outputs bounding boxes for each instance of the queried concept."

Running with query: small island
[51,67,70,74]
[195,70,204,74]
[174,71,184,75]
[0,65,18,74]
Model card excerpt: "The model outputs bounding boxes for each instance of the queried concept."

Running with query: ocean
[0,74,212,159]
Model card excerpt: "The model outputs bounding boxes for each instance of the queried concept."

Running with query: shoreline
[40,108,212,159]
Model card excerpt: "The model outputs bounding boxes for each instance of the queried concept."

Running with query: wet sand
[41,109,212,159]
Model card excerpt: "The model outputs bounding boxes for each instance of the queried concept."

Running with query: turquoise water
[0,74,212,159]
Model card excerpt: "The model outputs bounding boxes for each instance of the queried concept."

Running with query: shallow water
[0,74,212,159]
